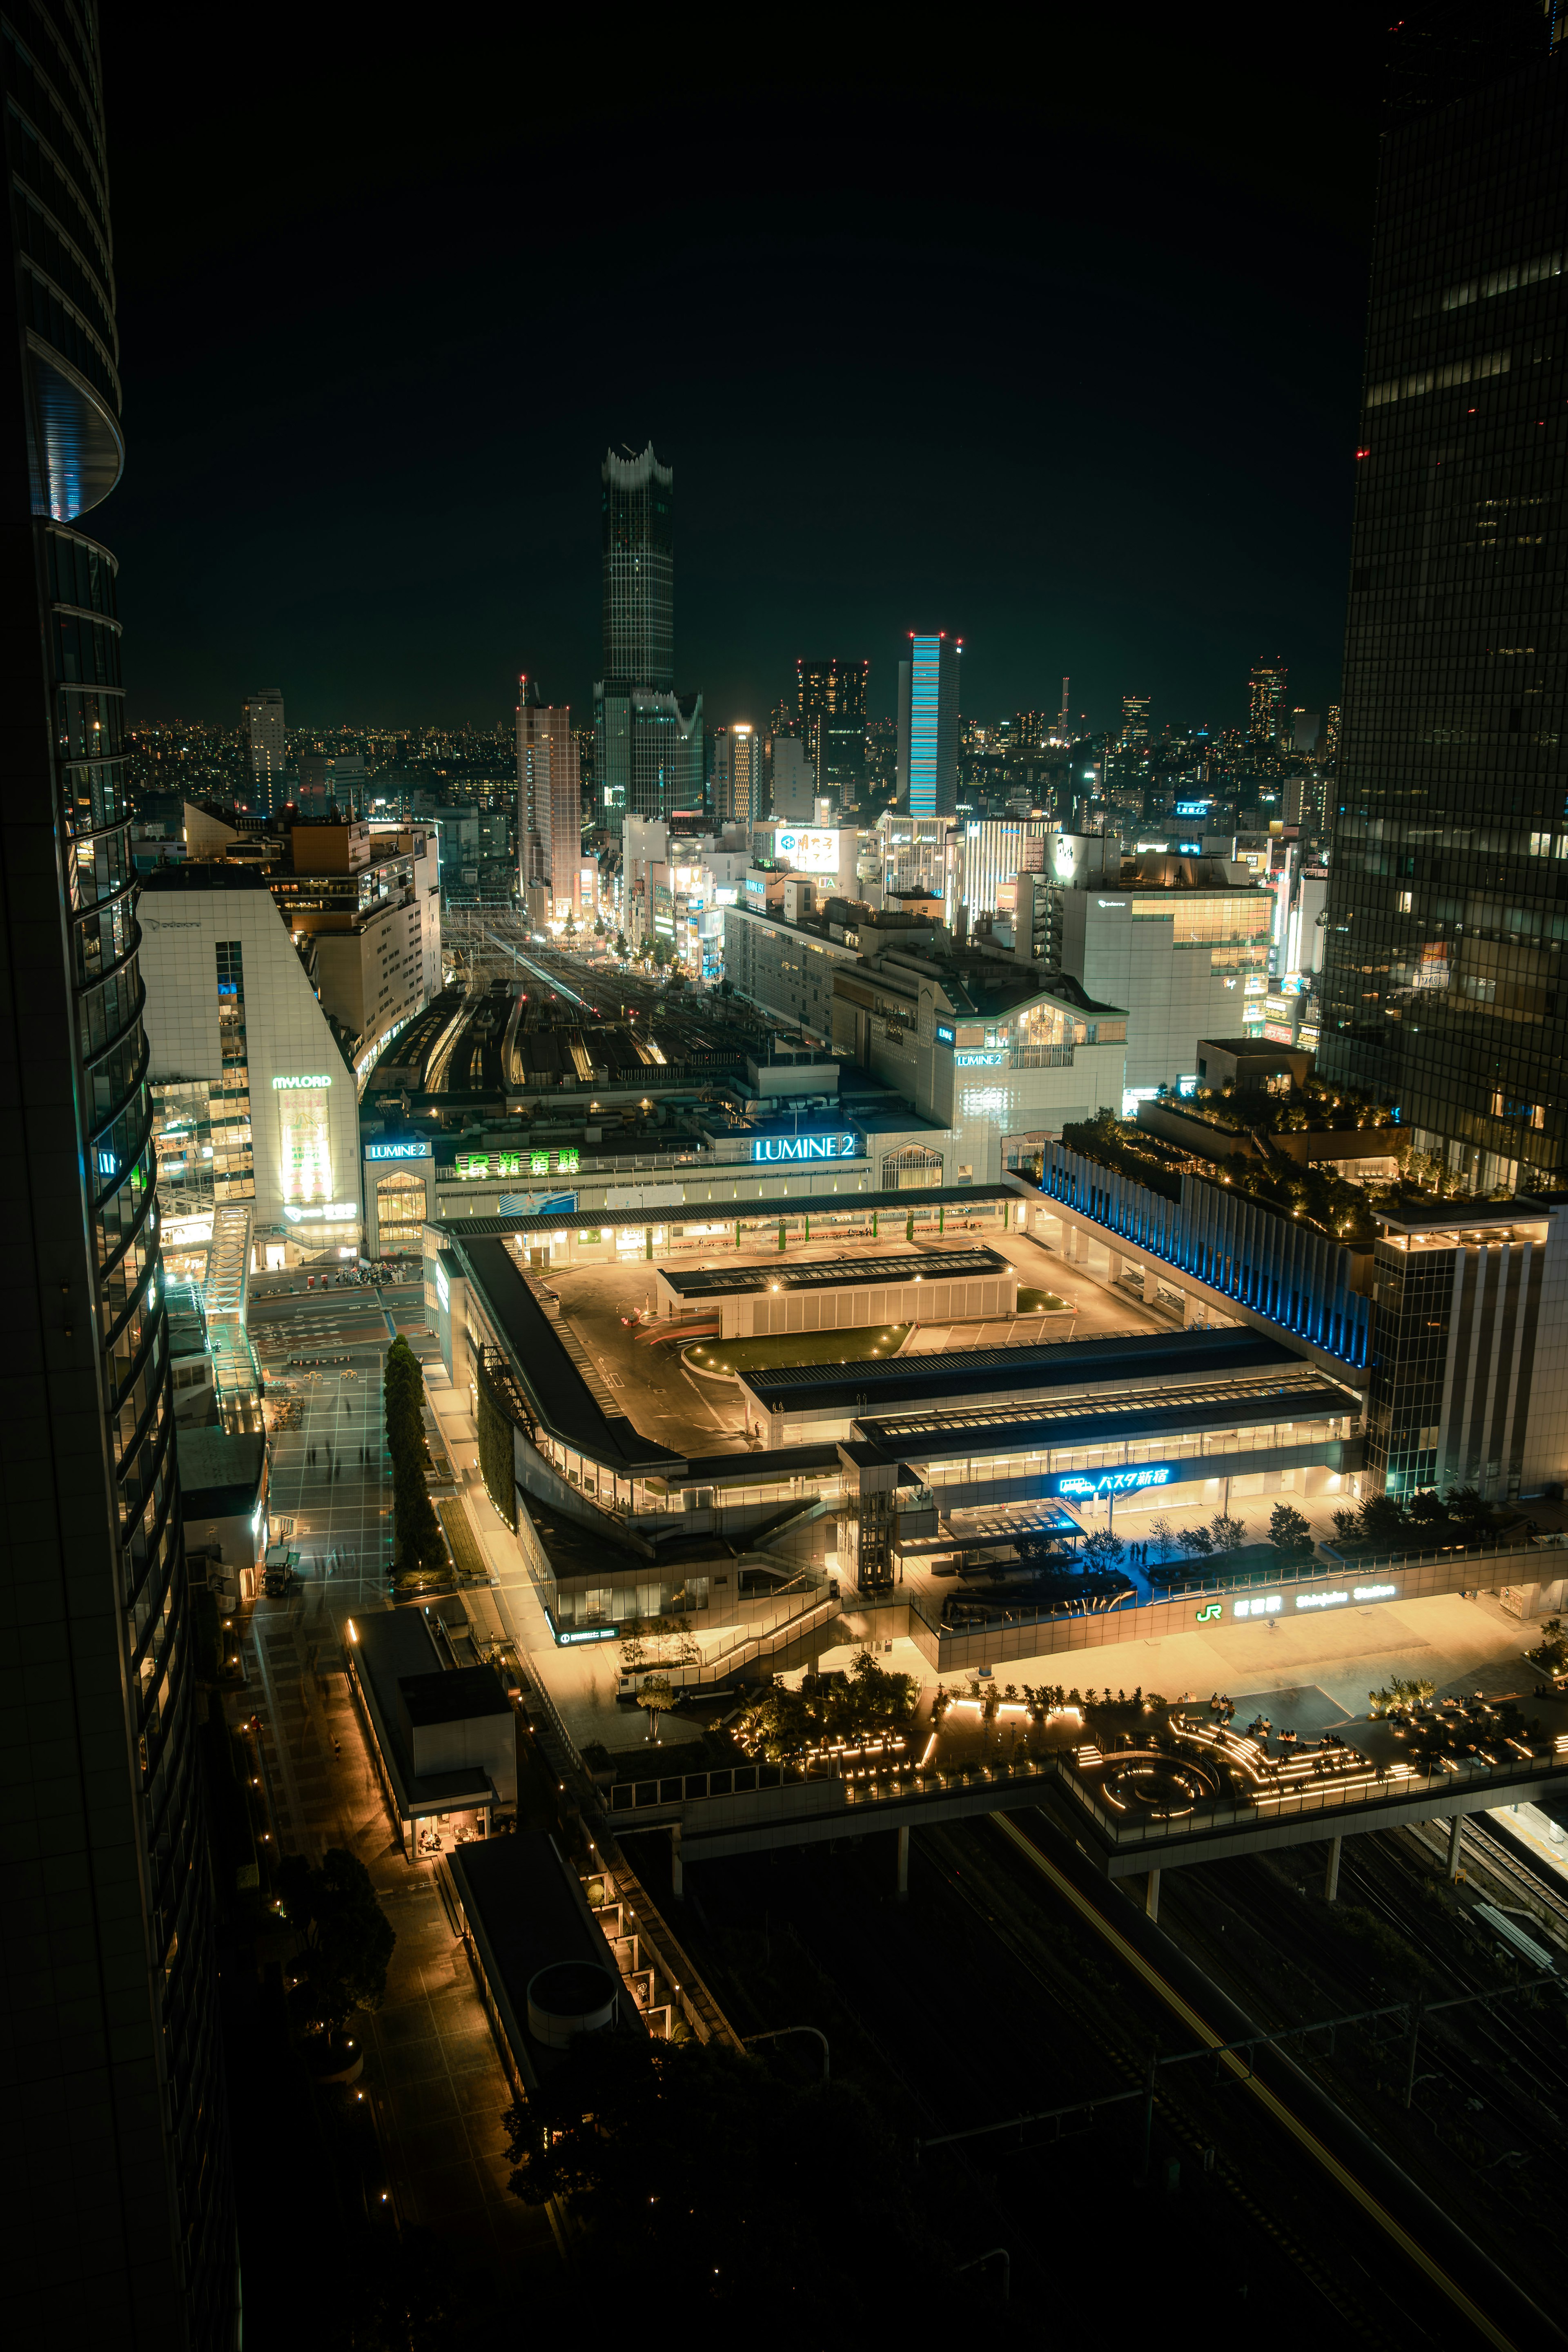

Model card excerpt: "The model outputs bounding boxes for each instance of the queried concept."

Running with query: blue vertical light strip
[1035,1145,1368,1368]
[909,634,941,816]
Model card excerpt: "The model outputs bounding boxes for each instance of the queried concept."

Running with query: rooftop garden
[1157,1074,1398,1138]
[1056,1108,1487,1249]
[1325,1484,1522,1557]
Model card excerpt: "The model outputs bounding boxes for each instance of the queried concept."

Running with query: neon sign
[1050,1464,1174,1501]
[750,1134,856,1163]
[272,1073,334,1089]
[365,1140,430,1160]
[1195,1601,1221,1623]
[456,1145,581,1179]
[434,1263,449,1309]
[955,1049,1007,1067]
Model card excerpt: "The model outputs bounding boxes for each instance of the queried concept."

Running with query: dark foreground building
[0,7,235,2341]
[1319,15,1568,1190]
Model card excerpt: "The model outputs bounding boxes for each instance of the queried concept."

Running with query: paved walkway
[235,1590,555,2283]
[265,1366,391,1609]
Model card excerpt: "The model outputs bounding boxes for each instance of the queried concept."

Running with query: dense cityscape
[9,7,1568,2351]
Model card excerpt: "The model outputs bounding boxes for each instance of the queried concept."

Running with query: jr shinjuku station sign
[1196,1581,1399,1624]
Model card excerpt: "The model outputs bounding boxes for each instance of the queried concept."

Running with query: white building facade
[140,867,364,1265]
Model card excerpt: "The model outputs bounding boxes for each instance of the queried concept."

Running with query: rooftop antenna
[621,442,637,458]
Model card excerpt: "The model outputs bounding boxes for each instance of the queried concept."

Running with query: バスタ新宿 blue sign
[750,1134,857,1163]
[1048,1464,1175,1501]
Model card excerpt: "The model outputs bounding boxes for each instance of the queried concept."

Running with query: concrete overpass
[602,1739,1568,1906]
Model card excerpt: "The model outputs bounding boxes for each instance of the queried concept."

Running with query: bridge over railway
[603,1731,1568,1908]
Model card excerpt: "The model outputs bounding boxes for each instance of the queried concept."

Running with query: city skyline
[12,10,1568,2344]
[95,14,1383,734]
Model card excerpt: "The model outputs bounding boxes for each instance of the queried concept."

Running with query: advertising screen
[774,828,840,875]
[276,1081,333,1205]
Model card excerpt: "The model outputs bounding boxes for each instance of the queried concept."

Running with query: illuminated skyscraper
[1118,691,1151,750]
[0,11,236,2341]
[517,676,579,913]
[896,631,961,817]
[243,687,286,811]
[594,444,702,820]
[711,722,767,826]
[1319,18,1568,1190]
[1247,658,1288,746]
[797,655,868,802]
[600,443,673,692]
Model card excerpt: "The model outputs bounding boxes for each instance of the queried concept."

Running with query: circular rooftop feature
[527,1961,618,2048]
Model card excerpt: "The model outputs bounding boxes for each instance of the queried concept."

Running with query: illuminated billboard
[276,1080,333,1206]
[774,828,840,875]
[750,1133,856,1163]
[1049,1463,1174,1501]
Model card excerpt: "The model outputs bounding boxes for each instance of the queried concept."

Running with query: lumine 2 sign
[749,1134,856,1163]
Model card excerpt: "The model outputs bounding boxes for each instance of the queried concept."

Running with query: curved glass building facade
[0,7,234,2343]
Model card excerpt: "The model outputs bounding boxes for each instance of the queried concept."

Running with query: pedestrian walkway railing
[608,1748,1054,1816]
[622,1592,840,1691]
[1309,1534,1552,1580]
[517,1663,589,1782]
[606,1729,1568,1837]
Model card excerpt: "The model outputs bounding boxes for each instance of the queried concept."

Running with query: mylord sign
[1049,1464,1175,1502]
[750,1134,857,1164]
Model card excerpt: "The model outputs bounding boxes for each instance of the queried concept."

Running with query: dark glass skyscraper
[595,443,702,820]
[0,9,235,2342]
[600,441,673,693]
[797,655,868,804]
[1319,22,1568,1192]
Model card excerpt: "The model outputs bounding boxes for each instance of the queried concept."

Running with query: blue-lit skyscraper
[896,630,960,817]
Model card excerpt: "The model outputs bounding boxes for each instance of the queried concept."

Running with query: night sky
[100,11,1388,739]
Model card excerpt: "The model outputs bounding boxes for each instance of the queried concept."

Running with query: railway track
[918,1819,1402,2343]
[1452,1812,1568,1940]
[1128,1810,1568,2341]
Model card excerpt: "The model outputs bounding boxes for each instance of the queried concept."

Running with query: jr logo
[1194,1601,1222,1624]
